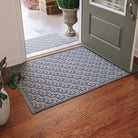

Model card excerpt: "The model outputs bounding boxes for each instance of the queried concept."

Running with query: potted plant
[56,0,79,36]
[0,57,24,125]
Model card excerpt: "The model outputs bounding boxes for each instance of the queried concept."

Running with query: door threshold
[26,41,82,62]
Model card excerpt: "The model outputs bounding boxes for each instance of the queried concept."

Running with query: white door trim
[16,0,82,63]
[8,0,27,67]
[0,0,26,67]
[134,10,138,58]
[15,0,26,60]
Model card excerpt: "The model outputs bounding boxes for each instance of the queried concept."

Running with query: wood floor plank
[134,57,138,65]
[0,71,138,138]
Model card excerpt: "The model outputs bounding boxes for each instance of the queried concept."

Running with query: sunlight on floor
[20,2,80,40]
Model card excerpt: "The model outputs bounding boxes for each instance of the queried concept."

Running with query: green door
[82,0,138,72]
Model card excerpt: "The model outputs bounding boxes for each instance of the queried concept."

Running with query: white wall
[0,0,26,67]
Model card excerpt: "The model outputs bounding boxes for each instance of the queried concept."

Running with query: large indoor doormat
[11,47,138,114]
[25,33,77,54]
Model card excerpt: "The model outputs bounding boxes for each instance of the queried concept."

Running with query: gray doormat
[25,33,77,54]
[11,47,138,114]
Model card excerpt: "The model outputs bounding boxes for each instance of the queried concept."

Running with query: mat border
[20,72,131,114]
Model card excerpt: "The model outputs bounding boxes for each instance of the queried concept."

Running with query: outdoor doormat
[25,33,77,54]
[11,47,138,114]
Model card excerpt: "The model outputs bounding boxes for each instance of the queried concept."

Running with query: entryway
[20,0,80,57]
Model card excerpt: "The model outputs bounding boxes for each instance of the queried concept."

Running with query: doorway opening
[20,0,81,60]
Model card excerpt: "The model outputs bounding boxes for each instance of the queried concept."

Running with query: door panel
[90,16,122,47]
[82,0,138,72]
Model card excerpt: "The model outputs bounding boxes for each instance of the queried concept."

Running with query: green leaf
[0,92,7,108]
[6,71,24,89]
[0,81,2,90]
[0,57,7,71]
[56,0,79,9]
[0,93,7,100]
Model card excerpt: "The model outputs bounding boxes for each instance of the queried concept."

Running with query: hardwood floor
[0,68,138,137]
[134,57,138,65]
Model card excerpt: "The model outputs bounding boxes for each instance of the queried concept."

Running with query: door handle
[129,3,135,20]
[129,0,137,20]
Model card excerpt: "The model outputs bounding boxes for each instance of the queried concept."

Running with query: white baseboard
[7,56,25,68]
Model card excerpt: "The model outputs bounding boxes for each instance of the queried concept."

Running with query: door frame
[131,11,138,69]
[1,0,26,67]
[17,0,82,62]
[17,0,138,63]
[134,10,138,58]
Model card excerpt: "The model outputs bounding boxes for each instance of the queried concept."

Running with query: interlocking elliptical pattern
[25,33,77,54]
[12,47,133,114]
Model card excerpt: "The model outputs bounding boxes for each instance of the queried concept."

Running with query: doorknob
[129,3,135,20]
[128,0,137,20]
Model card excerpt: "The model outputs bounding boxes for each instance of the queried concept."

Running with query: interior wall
[0,0,26,67]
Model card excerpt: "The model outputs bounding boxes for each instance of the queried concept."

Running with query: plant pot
[61,8,78,36]
[0,88,10,126]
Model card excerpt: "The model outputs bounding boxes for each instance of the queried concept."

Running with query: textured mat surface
[25,33,77,54]
[11,47,138,114]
